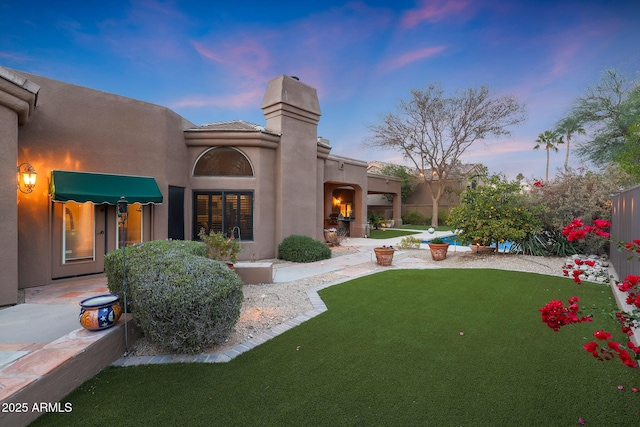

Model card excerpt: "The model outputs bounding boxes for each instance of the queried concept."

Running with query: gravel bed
[125,247,567,357]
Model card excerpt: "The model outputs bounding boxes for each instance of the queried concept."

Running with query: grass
[34,269,640,426]
[400,224,452,231]
[367,229,420,239]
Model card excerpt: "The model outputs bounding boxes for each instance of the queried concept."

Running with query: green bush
[448,174,544,248]
[278,235,331,263]
[130,252,243,354]
[510,230,580,257]
[104,239,209,307]
[398,236,422,249]
[402,210,429,226]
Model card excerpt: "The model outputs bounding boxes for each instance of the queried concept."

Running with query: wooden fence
[611,184,640,280]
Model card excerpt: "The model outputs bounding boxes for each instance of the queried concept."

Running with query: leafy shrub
[448,174,545,248]
[510,230,580,257]
[104,239,208,308]
[130,252,243,354]
[368,212,385,230]
[398,236,422,249]
[526,166,636,254]
[197,229,241,262]
[278,235,331,263]
[402,210,429,226]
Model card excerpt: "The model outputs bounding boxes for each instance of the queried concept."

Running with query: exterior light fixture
[117,196,129,350]
[17,162,37,193]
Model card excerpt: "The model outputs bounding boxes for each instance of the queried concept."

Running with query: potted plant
[198,229,242,268]
[428,237,450,261]
[373,245,395,266]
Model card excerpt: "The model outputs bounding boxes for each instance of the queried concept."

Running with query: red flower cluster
[618,275,640,308]
[561,218,611,241]
[539,297,592,331]
[562,259,600,284]
[624,239,640,254]
[545,218,640,372]
[583,330,640,368]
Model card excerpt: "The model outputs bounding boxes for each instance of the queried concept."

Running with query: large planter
[428,243,450,261]
[79,294,123,331]
[471,245,496,254]
[374,248,395,266]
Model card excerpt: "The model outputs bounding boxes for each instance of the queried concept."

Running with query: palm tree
[555,117,586,172]
[533,130,564,182]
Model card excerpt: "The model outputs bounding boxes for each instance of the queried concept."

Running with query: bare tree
[367,83,526,226]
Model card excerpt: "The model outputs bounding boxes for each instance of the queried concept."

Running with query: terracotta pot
[374,248,395,266]
[79,294,122,331]
[471,245,496,254]
[428,243,450,261]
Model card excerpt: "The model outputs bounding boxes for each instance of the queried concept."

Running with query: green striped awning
[50,170,163,204]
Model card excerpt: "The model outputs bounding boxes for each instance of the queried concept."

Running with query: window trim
[192,147,255,177]
[193,190,254,241]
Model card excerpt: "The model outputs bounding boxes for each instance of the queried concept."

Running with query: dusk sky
[2,0,639,180]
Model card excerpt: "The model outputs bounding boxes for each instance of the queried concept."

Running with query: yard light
[117,196,129,351]
[428,227,435,234]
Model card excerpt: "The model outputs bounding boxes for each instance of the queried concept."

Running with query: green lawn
[34,269,639,426]
[367,229,420,239]
[400,224,451,231]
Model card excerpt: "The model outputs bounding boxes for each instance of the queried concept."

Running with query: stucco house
[0,66,401,306]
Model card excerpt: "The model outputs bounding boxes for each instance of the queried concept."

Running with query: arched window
[193,147,253,177]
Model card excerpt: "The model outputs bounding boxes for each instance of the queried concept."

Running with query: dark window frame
[193,191,254,241]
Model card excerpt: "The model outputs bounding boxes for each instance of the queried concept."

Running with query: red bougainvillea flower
[594,330,613,340]
[540,298,591,331]
[592,219,611,229]
[572,270,583,284]
[585,260,596,267]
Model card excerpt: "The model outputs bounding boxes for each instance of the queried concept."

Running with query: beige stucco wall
[0,105,19,305]
[4,69,380,293]
[15,73,193,288]
[185,138,280,260]
[262,76,321,248]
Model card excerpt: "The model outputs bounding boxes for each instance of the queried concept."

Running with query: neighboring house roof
[193,120,267,131]
[367,160,484,180]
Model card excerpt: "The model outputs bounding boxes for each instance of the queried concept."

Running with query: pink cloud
[0,51,31,62]
[170,88,265,110]
[379,45,447,73]
[401,0,473,28]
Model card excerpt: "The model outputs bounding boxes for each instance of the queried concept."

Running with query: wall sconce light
[17,162,37,194]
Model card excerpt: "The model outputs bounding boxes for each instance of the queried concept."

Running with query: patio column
[0,67,40,305]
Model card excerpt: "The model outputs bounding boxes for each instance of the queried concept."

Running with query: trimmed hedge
[277,235,331,263]
[130,252,243,354]
[104,239,208,304]
[402,210,429,226]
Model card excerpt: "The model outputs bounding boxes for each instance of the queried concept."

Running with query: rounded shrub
[130,252,243,354]
[104,239,209,305]
[402,210,429,226]
[277,235,331,263]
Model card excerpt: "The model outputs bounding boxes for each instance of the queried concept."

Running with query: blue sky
[2,0,639,180]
